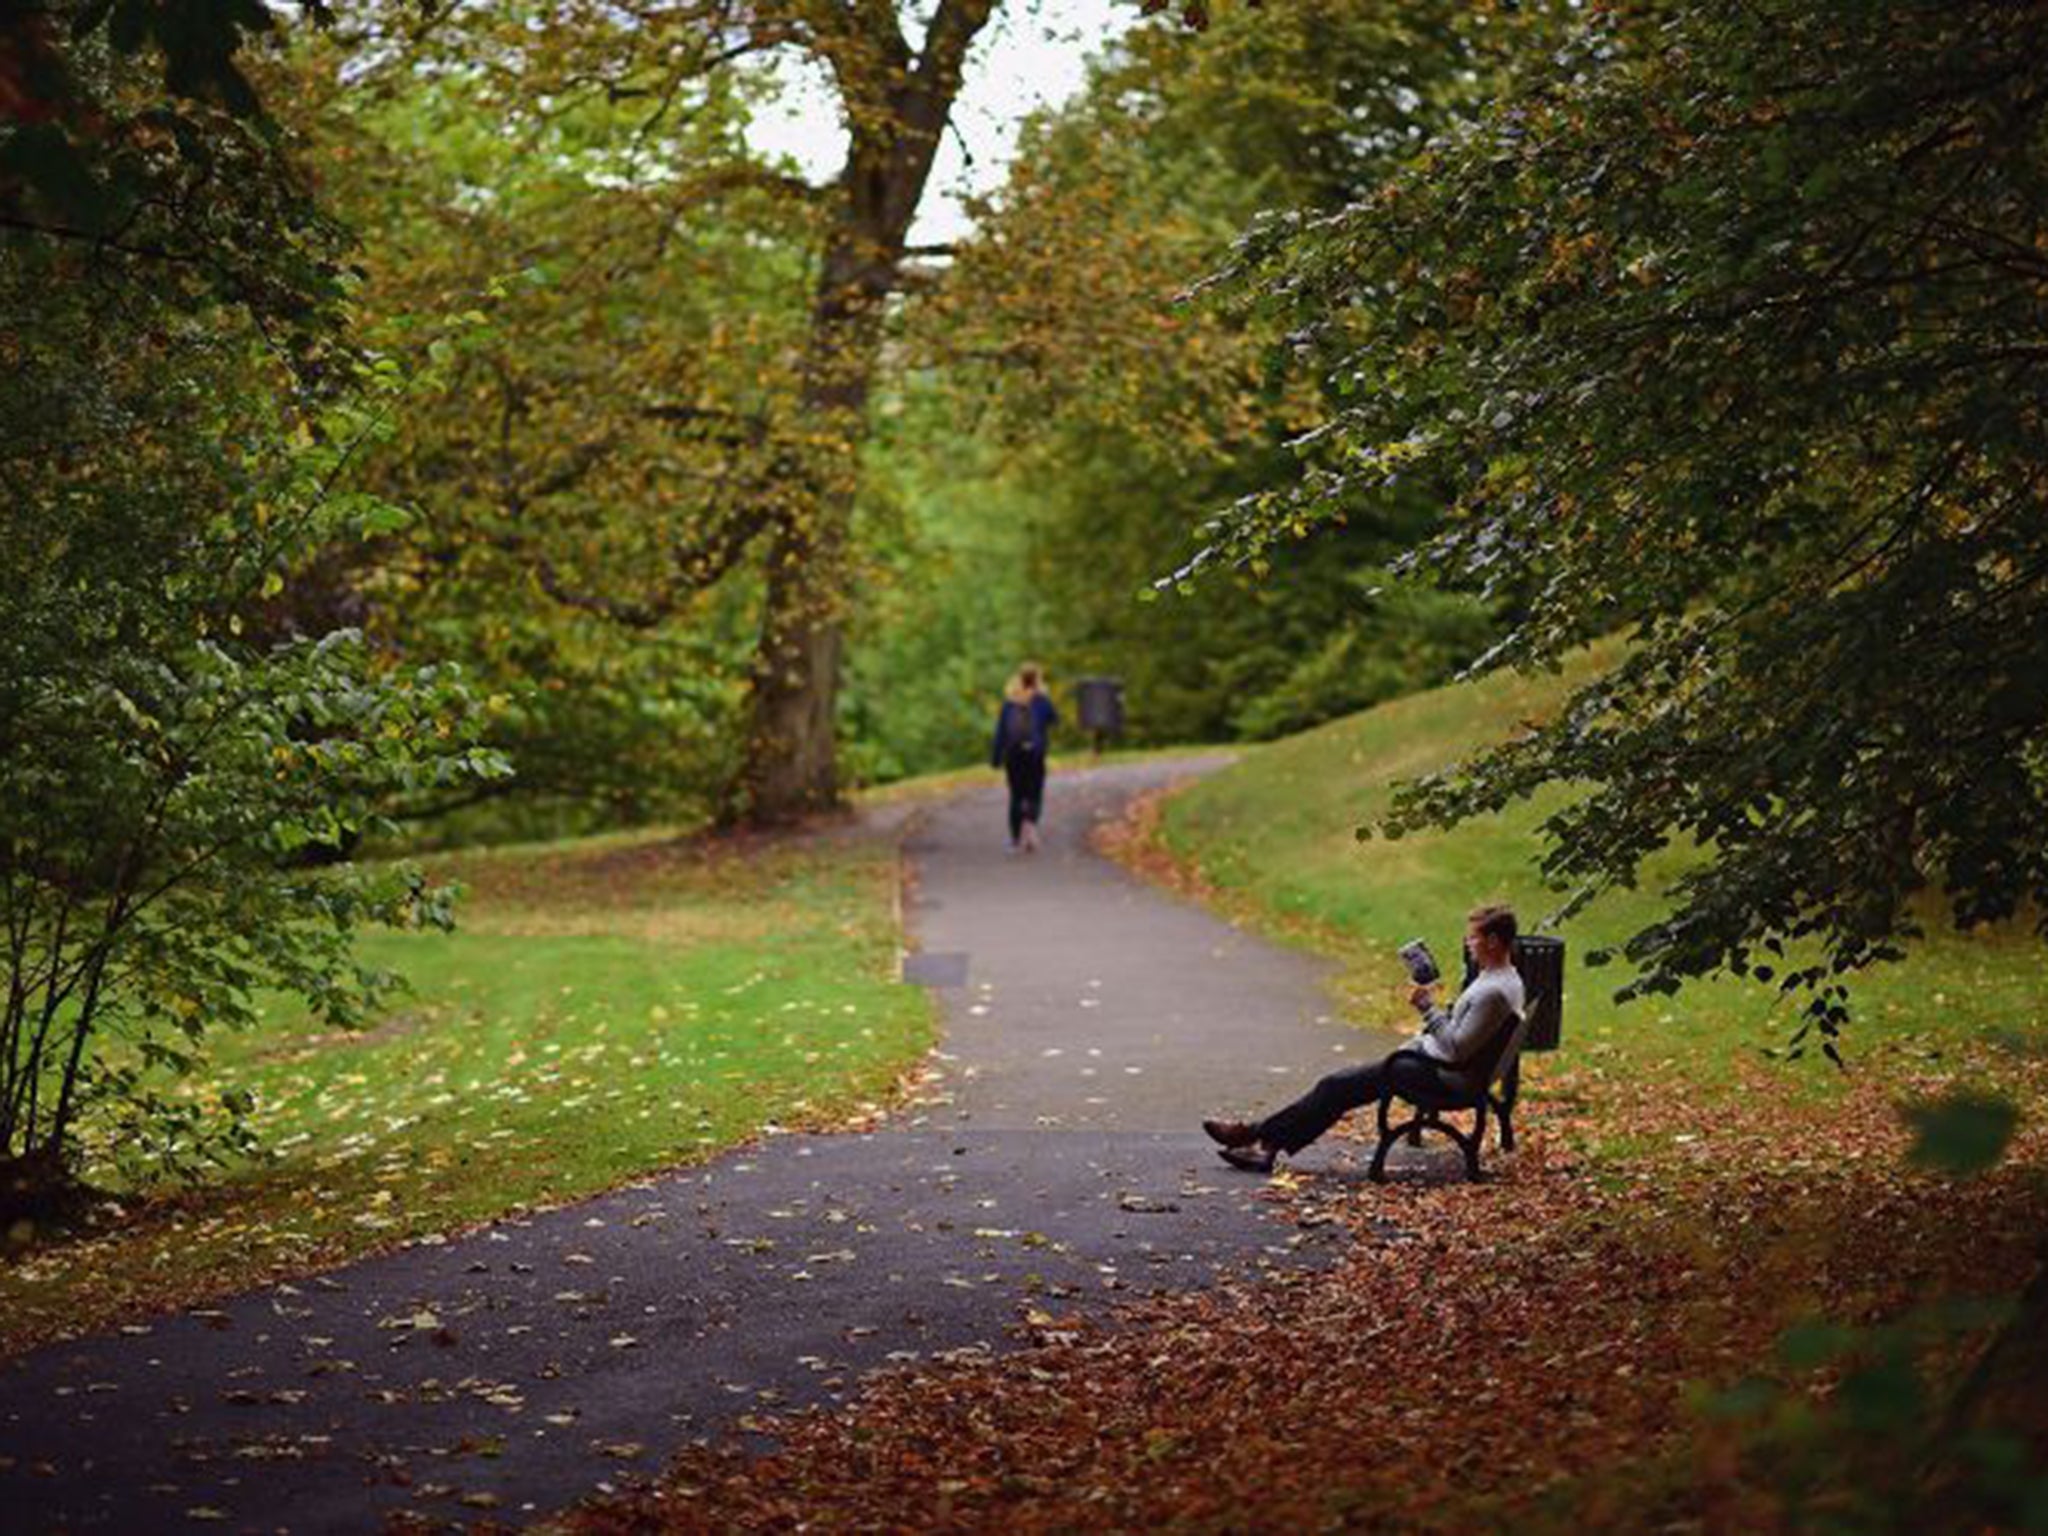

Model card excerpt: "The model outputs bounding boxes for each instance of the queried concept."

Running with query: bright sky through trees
[746,0,1137,243]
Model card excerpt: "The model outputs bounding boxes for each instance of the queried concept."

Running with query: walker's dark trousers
[1257,1053,1443,1154]
[1005,750,1046,841]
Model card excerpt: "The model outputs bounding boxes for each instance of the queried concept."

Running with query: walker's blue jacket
[991,694,1058,767]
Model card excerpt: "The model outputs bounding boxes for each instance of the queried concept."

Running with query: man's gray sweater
[1408,965,1525,1095]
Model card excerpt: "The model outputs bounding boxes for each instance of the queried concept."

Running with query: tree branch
[0,214,193,265]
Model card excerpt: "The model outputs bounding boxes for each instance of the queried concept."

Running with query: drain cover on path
[902,950,971,987]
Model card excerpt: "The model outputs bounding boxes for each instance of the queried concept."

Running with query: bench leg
[1496,1057,1520,1152]
[1434,1118,1483,1181]
[1372,1111,1426,1181]
[1368,1130,1394,1182]
[1370,1095,1396,1182]
[1460,1101,1488,1180]
[1374,1101,1507,1181]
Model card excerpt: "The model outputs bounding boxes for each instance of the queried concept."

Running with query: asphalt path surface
[0,760,1400,1534]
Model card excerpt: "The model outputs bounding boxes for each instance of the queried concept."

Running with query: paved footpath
[0,761,1397,1534]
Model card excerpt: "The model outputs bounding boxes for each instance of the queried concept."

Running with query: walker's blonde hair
[1006,662,1043,703]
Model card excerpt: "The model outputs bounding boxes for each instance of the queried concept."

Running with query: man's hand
[1409,983,1438,1012]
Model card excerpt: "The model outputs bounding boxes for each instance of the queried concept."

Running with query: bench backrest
[1471,994,1540,1092]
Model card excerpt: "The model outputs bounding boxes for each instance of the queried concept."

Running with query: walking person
[991,663,1058,852]
[1202,904,1526,1171]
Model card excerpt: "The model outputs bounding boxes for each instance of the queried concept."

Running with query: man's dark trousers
[1257,1052,1445,1154]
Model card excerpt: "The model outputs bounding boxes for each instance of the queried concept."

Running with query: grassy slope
[1158,646,2048,1094]
[1,826,932,1353]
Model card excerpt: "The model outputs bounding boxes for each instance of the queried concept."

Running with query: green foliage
[2,30,505,1190]
[34,0,315,125]
[5,627,502,1184]
[1701,1295,2046,1534]
[1223,573,1493,742]
[1212,0,2048,1028]
[286,29,802,833]
[842,401,1052,781]
[282,0,1012,823]
[0,325,507,1180]
[1904,1090,2022,1178]
[2,0,347,323]
[863,0,1551,767]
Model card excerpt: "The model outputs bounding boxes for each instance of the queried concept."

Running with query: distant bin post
[1513,935,1566,1051]
[1075,677,1125,759]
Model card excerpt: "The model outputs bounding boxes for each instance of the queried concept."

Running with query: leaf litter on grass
[0,824,935,1354]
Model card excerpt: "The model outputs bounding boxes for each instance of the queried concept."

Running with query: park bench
[1366,996,1539,1184]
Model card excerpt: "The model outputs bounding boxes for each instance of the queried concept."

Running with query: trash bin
[1513,935,1565,1052]
[1075,677,1124,752]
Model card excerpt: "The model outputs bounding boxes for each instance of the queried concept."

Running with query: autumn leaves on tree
[495,0,1003,825]
[311,0,1007,827]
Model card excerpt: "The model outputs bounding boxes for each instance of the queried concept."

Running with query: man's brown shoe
[1218,1144,1276,1174]
[1202,1118,1258,1149]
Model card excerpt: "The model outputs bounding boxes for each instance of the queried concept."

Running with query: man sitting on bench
[1203,903,1526,1173]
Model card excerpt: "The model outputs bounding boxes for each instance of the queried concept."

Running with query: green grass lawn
[0,826,932,1353]
[1157,646,2048,1094]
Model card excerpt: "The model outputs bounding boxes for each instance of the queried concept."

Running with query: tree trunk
[746,500,850,822]
[736,0,997,825]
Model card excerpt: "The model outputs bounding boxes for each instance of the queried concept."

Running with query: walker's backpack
[1004,699,1042,756]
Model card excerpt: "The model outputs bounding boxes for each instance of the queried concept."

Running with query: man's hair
[1468,903,1518,947]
